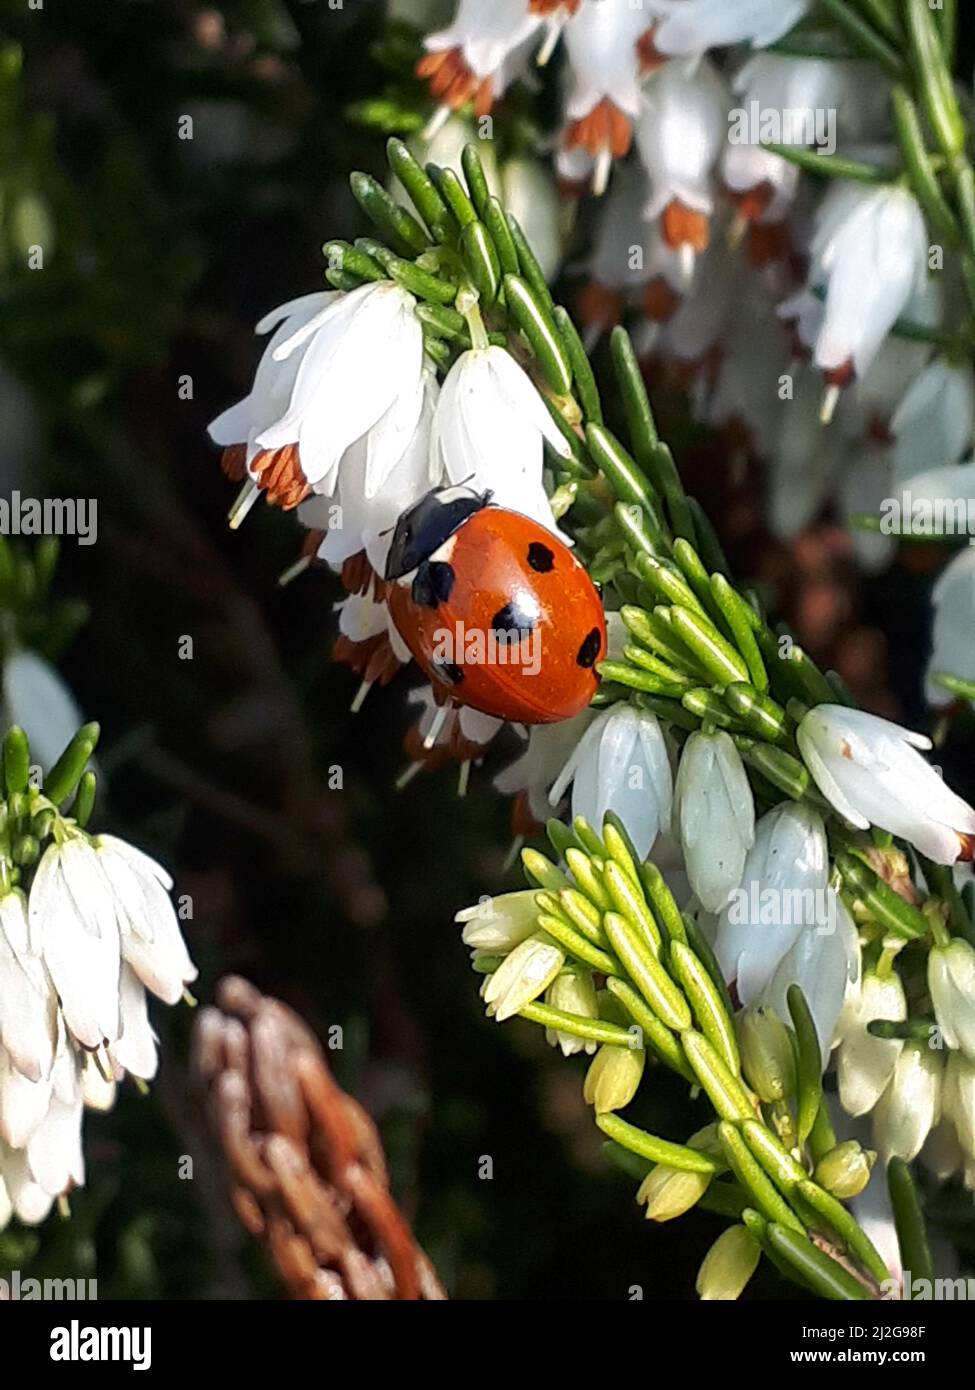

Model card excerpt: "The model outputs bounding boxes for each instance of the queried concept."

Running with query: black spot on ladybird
[491,601,535,643]
[412,559,455,608]
[527,542,555,573]
[576,627,601,668]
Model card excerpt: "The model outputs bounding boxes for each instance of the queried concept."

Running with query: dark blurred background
[0,0,973,1300]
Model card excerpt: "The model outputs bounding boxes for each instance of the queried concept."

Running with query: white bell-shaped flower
[0,890,56,1084]
[257,282,426,496]
[549,704,673,860]
[494,710,598,822]
[714,801,829,1006]
[797,704,975,865]
[311,369,440,575]
[872,1042,942,1163]
[672,730,754,913]
[808,183,928,380]
[836,968,906,1117]
[560,0,653,193]
[430,344,571,532]
[208,290,336,496]
[93,834,198,1007]
[28,837,122,1050]
[760,891,859,1066]
[929,939,975,1061]
[419,0,541,121]
[636,57,729,247]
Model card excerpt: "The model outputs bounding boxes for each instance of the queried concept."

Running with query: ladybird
[384,487,606,724]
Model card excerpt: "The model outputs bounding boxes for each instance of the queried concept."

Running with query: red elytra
[385,494,606,725]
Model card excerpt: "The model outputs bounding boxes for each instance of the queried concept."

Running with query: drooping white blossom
[797,704,975,865]
[549,704,673,860]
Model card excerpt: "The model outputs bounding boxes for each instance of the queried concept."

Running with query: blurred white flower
[419,0,540,125]
[807,183,928,381]
[560,0,652,194]
[926,547,975,709]
[652,0,810,56]
[636,56,729,267]
[797,704,975,864]
[2,650,85,777]
[501,156,563,282]
[891,360,975,487]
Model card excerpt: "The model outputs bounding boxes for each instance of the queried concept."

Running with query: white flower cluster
[208,272,575,753]
[480,697,975,1175]
[0,829,195,1228]
[409,0,975,707]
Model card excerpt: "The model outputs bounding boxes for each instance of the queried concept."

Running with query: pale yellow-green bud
[583,1040,645,1114]
[814,1140,876,1199]
[545,968,599,1057]
[696,1225,761,1300]
[637,1164,711,1222]
[738,1006,796,1103]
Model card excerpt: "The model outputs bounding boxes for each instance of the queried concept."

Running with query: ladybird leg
[457,760,471,798]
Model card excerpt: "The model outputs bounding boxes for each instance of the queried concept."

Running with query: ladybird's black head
[384,486,490,580]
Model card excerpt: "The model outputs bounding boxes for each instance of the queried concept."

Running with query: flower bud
[813,1140,875,1199]
[929,939,975,1061]
[637,1164,711,1222]
[544,968,599,1057]
[583,1040,645,1114]
[481,933,564,1021]
[455,890,541,952]
[738,1006,796,1103]
[695,1225,761,1301]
